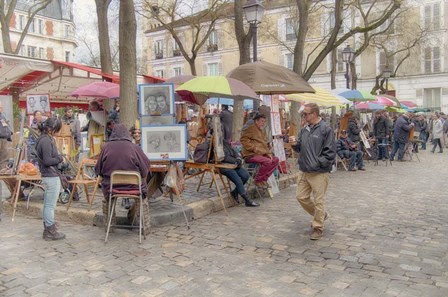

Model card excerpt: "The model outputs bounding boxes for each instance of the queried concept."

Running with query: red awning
[52,60,120,83]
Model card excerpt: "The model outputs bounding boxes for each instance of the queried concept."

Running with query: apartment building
[144,1,448,112]
[0,0,77,62]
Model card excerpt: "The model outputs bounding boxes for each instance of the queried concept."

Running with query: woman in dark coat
[35,118,65,241]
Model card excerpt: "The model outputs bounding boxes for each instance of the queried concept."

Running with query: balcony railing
[155,52,163,59]
[173,49,182,57]
[207,44,218,52]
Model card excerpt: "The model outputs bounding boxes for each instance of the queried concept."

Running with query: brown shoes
[310,228,323,240]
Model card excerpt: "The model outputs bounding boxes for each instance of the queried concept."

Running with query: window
[65,51,70,62]
[207,30,218,52]
[285,53,293,70]
[424,47,440,73]
[379,51,395,74]
[173,40,181,56]
[28,46,37,58]
[379,19,395,34]
[154,40,163,59]
[323,12,349,36]
[39,47,45,59]
[424,3,441,31]
[155,69,164,78]
[207,63,219,76]
[19,15,25,30]
[285,18,295,41]
[173,67,182,76]
[64,25,70,38]
[38,19,44,34]
[29,19,35,33]
[20,45,26,56]
[423,88,441,109]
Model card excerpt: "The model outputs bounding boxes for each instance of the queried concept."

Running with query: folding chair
[243,162,264,199]
[335,154,348,171]
[105,170,147,244]
[66,158,101,211]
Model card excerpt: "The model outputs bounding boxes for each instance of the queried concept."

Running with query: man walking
[390,112,414,161]
[291,103,336,240]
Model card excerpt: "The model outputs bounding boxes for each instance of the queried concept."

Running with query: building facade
[0,0,77,62]
[143,1,448,113]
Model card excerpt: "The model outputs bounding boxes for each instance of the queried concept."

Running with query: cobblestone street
[1,150,448,296]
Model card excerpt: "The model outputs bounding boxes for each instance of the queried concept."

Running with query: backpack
[193,142,210,163]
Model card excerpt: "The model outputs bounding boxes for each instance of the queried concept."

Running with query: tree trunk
[232,0,252,141]
[119,0,137,130]
[330,49,337,89]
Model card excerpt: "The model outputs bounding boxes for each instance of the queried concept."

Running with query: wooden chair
[105,170,146,243]
[66,158,101,211]
[336,154,348,171]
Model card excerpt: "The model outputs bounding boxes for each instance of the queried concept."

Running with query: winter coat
[393,115,413,144]
[373,116,389,138]
[432,119,443,139]
[95,124,151,199]
[293,120,336,173]
[348,118,361,143]
[240,123,271,158]
[35,134,63,177]
[220,109,233,144]
[336,137,356,158]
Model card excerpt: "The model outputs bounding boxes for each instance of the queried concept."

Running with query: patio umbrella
[372,95,397,106]
[386,106,407,113]
[205,98,254,109]
[165,74,196,85]
[285,87,350,106]
[226,61,315,94]
[333,88,376,101]
[400,100,417,108]
[376,94,401,106]
[175,76,260,105]
[71,81,120,99]
[355,102,384,111]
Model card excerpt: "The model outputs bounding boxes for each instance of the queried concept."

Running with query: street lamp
[382,65,391,94]
[243,0,265,62]
[243,0,264,110]
[342,45,355,89]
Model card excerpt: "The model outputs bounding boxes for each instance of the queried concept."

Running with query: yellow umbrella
[285,87,349,106]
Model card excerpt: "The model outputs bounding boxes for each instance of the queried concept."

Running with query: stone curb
[3,174,298,227]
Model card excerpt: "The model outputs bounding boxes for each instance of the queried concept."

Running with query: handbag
[193,141,210,163]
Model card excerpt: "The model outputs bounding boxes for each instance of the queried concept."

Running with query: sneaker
[358,167,366,171]
[348,168,357,171]
[310,228,323,240]
[310,212,329,229]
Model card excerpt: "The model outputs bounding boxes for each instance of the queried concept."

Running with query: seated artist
[218,141,259,207]
[336,130,365,171]
[94,124,151,233]
[240,114,279,188]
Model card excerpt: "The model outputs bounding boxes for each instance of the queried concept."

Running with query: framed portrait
[140,115,174,126]
[139,84,175,116]
[27,94,50,114]
[0,95,14,131]
[212,116,225,161]
[141,124,188,160]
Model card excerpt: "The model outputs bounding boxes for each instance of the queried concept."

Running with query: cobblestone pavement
[1,151,447,296]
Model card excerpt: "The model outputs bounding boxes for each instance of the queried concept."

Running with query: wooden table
[183,161,236,215]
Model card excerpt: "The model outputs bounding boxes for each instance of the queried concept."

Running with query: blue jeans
[42,177,61,227]
[221,167,249,196]
[390,141,406,161]
[377,138,388,160]
[419,132,427,149]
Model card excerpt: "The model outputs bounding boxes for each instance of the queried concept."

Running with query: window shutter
[320,13,327,37]
[433,3,441,30]
[278,53,284,66]
[277,18,285,41]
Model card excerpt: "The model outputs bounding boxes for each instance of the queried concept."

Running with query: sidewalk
[1,170,297,227]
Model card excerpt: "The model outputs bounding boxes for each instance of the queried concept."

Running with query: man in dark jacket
[291,103,336,240]
[220,104,233,144]
[336,130,364,171]
[373,110,389,160]
[95,124,151,234]
[348,116,361,143]
[390,112,414,161]
[61,107,81,150]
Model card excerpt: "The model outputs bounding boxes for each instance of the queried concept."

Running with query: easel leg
[210,171,227,215]
[11,179,22,222]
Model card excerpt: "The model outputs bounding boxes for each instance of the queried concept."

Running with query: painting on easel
[141,124,188,161]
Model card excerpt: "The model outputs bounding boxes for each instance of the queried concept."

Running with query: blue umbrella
[205,98,253,110]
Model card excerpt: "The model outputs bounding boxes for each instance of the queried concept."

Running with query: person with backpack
[290,103,336,240]
[35,118,66,241]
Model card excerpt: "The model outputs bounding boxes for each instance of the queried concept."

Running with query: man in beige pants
[290,103,336,240]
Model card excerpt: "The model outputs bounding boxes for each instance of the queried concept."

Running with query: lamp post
[342,45,355,89]
[382,65,391,95]
[243,0,264,110]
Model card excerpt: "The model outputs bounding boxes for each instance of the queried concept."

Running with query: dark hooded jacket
[393,115,413,144]
[95,124,151,199]
[347,118,361,143]
[293,120,336,173]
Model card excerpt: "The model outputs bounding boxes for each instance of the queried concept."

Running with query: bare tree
[95,0,114,76]
[138,0,231,75]
[119,0,137,129]
[0,0,53,53]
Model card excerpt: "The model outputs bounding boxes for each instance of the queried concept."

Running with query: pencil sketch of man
[164,132,179,152]
[148,135,161,152]
[145,95,158,115]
